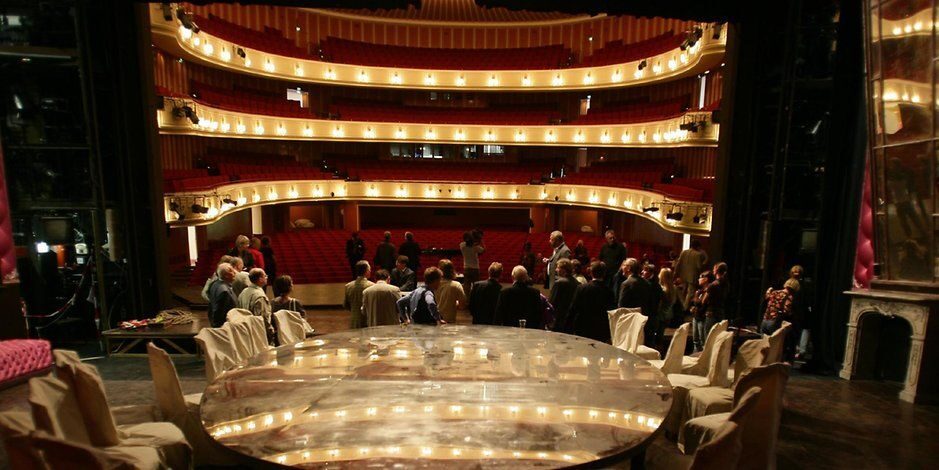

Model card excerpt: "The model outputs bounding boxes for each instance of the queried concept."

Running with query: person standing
[618,258,649,310]
[345,231,366,280]
[658,267,681,330]
[207,262,237,327]
[229,235,255,269]
[493,266,543,329]
[230,257,251,297]
[542,231,571,289]
[362,270,402,327]
[690,271,715,351]
[705,262,730,334]
[761,279,797,335]
[344,260,374,329]
[390,255,416,291]
[641,264,663,348]
[572,239,590,267]
[238,268,275,343]
[259,236,277,281]
[468,262,503,325]
[398,232,421,273]
[519,242,537,280]
[674,240,708,310]
[434,260,466,324]
[611,260,630,303]
[570,261,616,343]
[396,267,445,325]
[201,255,234,302]
[599,230,627,289]
[248,237,266,272]
[789,265,814,359]
[271,274,305,318]
[550,259,579,333]
[373,231,397,272]
[460,231,485,292]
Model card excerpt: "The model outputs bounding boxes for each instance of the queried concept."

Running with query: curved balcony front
[162,179,713,236]
[150,5,727,92]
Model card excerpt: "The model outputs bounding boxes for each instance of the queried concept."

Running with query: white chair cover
[194,327,240,381]
[764,321,792,364]
[225,308,253,323]
[649,323,691,374]
[664,331,734,435]
[228,311,270,356]
[681,320,729,376]
[608,308,645,353]
[273,310,307,346]
[732,338,770,386]
[680,364,789,470]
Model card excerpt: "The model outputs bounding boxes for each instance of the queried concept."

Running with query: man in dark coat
[570,261,616,343]
[468,262,504,325]
[493,265,542,329]
[374,231,397,272]
[345,231,366,279]
[390,255,416,291]
[599,230,628,288]
[398,231,422,273]
[550,258,579,333]
[618,258,650,309]
[207,262,237,327]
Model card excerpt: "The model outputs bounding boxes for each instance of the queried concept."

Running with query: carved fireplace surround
[841,289,939,403]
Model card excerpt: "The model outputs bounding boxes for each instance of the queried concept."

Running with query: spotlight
[173,105,199,125]
[222,197,238,206]
[642,205,659,213]
[161,3,173,21]
[679,122,700,132]
[666,211,684,221]
[169,200,185,220]
[638,59,647,70]
[236,47,246,59]
[176,8,199,33]
[191,203,210,214]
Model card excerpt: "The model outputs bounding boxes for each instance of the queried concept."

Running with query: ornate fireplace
[841,291,938,403]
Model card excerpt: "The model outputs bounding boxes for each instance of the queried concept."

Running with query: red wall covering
[183,3,699,60]
[0,145,16,282]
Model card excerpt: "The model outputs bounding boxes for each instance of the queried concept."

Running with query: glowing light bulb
[390,72,402,84]
[202,42,214,55]
[425,128,436,140]
[668,58,677,70]
[456,75,466,86]
[220,122,231,133]
[424,74,436,85]
[634,69,644,79]
[332,126,345,138]
[220,48,231,61]
[601,132,611,144]
[263,60,274,72]
[236,123,246,134]
[612,69,623,82]
[357,70,369,82]
[283,411,293,421]
[395,127,407,139]
[573,131,586,143]
[514,130,526,142]
[302,126,313,137]
[192,36,201,47]
[254,123,265,135]
[363,127,376,139]
[276,125,286,136]
[583,73,594,85]
[179,25,192,40]
[522,75,532,86]
[294,64,304,76]
[552,74,564,86]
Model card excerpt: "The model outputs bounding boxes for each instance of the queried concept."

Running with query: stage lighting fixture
[638,59,647,70]
[222,197,238,206]
[191,203,210,214]
[666,211,684,221]
[161,3,173,21]
[169,201,185,220]
[679,122,700,132]
[237,47,246,59]
[173,105,199,125]
[642,205,659,213]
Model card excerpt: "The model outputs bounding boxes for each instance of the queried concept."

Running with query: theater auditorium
[0,0,934,468]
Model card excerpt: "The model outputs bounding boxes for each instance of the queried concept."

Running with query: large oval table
[201,325,672,468]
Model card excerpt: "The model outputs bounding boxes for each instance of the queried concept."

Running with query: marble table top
[201,324,672,468]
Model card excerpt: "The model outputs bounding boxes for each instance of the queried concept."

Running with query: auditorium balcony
[328,100,561,126]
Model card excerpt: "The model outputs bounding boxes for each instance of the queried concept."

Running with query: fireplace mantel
[841,289,939,403]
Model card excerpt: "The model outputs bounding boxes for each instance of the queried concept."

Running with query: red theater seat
[580,32,685,67]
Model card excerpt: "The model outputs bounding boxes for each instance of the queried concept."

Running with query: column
[251,206,263,235]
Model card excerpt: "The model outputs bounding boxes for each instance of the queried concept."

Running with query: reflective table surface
[201,325,672,468]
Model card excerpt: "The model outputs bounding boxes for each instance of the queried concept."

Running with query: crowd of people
[202,229,813,360]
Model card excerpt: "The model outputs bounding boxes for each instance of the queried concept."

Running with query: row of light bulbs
[179,24,704,87]
[208,402,663,441]
[265,446,588,466]
[192,114,694,144]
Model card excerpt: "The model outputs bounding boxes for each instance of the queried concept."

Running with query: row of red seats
[189,229,677,286]
[165,175,232,192]
[331,159,557,184]
[580,32,686,67]
[573,96,691,125]
[204,149,299,167]
[671,178,715,201]
[191,81,310,118]
[320,36,571,70]
[329,101,560,125]
[195,14,310,59]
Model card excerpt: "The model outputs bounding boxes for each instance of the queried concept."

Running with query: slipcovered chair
[194,326,241,381]
[662,331,734,435]
[608,308,661,360]
[0,411,45,468]
[227,309,270,357]
[765,321,792,364]
[27,375,191,469]
[53,349,157,426]
[649,323,691,374]
[730,338,770,386]
[148,343,238,466]
[681,320,729,375]
[679,364,790,469]
[26,431,164,470]
[684,350,778,424]
[273,310,307,346]
[645,387,762,470]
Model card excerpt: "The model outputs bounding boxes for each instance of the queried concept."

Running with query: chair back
[660,323,691,374]
[764,321,791,364]
[228,309,269,354]
[223,321,256,361]
[27,376,92,446]
[0,411,44,468]
[50,350,120,447]
[25,431,110,470]
[732,363,790,470]
[607,308,645,353]
[688,421,743,470]
[194,327,240,381]
[687,319,729,376]
[732,338,769,387]
[705,331,734,388]
[273,310,307,346]
[147,343,188,423]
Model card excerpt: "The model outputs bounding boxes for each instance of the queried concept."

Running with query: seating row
[580,32,687,67]
[329,101,560,125]
[190,81,310,118]
[573,95,691,125]
[195,14,310,59]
